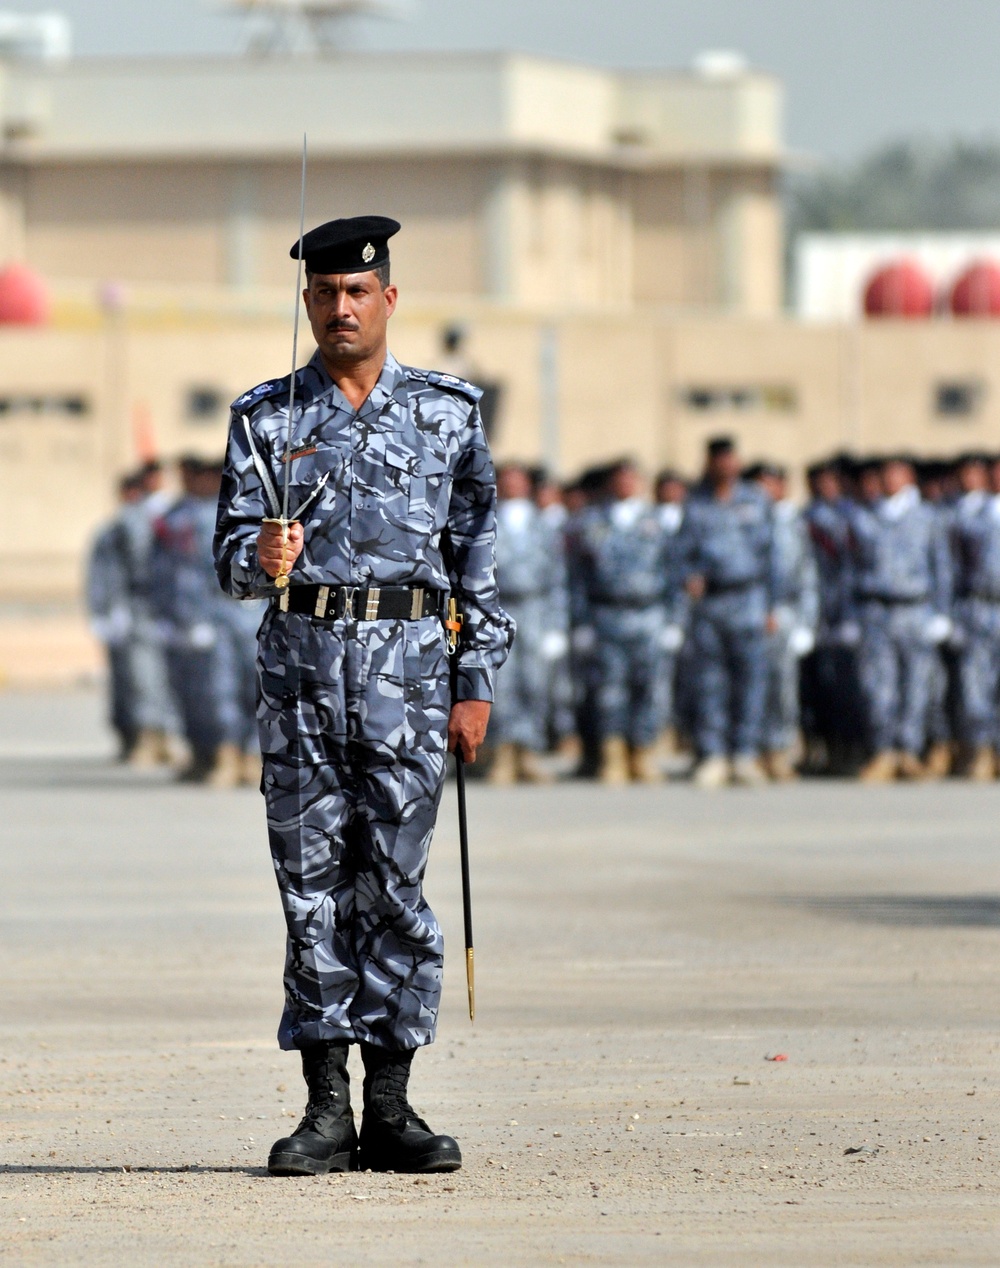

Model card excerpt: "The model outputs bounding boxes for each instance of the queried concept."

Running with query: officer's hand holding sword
[257,519,304,578]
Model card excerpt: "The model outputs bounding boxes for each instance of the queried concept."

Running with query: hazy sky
[12,0,1000,161]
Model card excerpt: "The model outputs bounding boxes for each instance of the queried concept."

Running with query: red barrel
[0,262,50,325]
[950,260,1000,317]
[863,260,935,318]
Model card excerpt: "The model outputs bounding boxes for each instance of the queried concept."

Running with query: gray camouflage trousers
[490,597,549,751]
[955,598,1000,748]
[592,605,667,748]
[857,599,935,756]
[256,607,451,1053]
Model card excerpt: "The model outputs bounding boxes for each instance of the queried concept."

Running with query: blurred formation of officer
[845,456,953,782]
[215,216,512,1178]
[800,459,864,773]
[747,462,819,781]
[150,456,263,787]
[652,469,689,753]
[531,468,579,759]
[679,437,777,788]
[566,458,677,784]
[488,462,567,784]
[483,444,1000,787]
[85,460,176,765]
[918,461,962,779]
[950,452,1000,779]
[86,472,148,758]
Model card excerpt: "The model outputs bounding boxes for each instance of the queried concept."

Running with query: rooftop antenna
[221,0,410,56]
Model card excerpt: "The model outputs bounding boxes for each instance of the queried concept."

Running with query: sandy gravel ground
[0,689,998,1265]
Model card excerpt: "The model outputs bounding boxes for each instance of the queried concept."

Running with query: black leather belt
[278,584,444,621]
[590,597,660,609]
[705,578,760,597]
[856,593,925,606]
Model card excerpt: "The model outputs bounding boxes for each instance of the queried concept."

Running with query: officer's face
[958,461,988,494]
[812,470,841,502]
[304,271,399,367]
[498,468,532,501]
[610,466,642,500]
[707,451,740,484]
[882,461,914,497]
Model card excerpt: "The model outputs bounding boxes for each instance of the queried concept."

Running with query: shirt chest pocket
[287,444,348,517]
[383,446,451,526]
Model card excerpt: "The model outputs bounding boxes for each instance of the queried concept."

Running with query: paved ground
[1,689,999,1265]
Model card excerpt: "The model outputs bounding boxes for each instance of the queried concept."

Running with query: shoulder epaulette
[403,365,484,404]
[231,375,290,413]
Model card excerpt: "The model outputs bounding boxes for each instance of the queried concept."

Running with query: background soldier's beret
[291,215,401,275]
[706,435,736,457]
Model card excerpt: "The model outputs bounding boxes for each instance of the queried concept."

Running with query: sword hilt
[263,517,292,590]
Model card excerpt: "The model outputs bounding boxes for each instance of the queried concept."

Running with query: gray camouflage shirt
[214,349,513,702]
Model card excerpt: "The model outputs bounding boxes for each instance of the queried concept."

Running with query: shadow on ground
[0,1164,266,1176]
[788,894,1000,927]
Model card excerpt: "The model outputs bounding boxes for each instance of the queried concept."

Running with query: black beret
[291,215,401,275]
[706,435,736,457]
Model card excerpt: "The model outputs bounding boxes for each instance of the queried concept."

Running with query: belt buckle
[338,586,358,620]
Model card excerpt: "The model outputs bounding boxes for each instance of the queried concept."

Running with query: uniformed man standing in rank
[215,217,512,1177]
[678,437,777,788]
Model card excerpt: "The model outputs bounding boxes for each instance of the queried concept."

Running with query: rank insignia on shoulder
[232,378,287,411]
[404,365,484,404]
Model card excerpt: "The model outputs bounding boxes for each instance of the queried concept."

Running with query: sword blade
[281,132,309,524]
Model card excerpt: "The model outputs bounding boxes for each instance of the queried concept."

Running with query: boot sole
[267,1149,355,1176]
[358,1147,462,1174]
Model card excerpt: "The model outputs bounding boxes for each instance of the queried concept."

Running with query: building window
[934,380,984,419]
[0,394,89,419]
[678,385,798,413]
[186,386,227,423]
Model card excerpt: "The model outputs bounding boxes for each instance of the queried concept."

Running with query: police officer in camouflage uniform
[488,462,567,784]
[679,437,777,788]
[653,470,689,754]
[748,463,819,781]
[846,457,953,782]
[566,459,673,784]
[86,473,147,759]
[801,460,863,773]
[151,457,263,786]
[950,453,1000,779]
[215,216,512,1177]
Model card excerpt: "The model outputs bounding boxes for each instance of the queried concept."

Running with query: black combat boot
[267,1040,357,1176]
[357,1043,462,1173]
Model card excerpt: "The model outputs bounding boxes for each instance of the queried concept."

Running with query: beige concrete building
[0,51,786,314]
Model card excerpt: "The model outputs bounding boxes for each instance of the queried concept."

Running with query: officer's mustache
[326,321,359,333]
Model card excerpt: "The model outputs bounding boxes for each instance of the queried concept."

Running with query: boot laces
[371,1065,418,1122]
[296,1095,345,1135]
